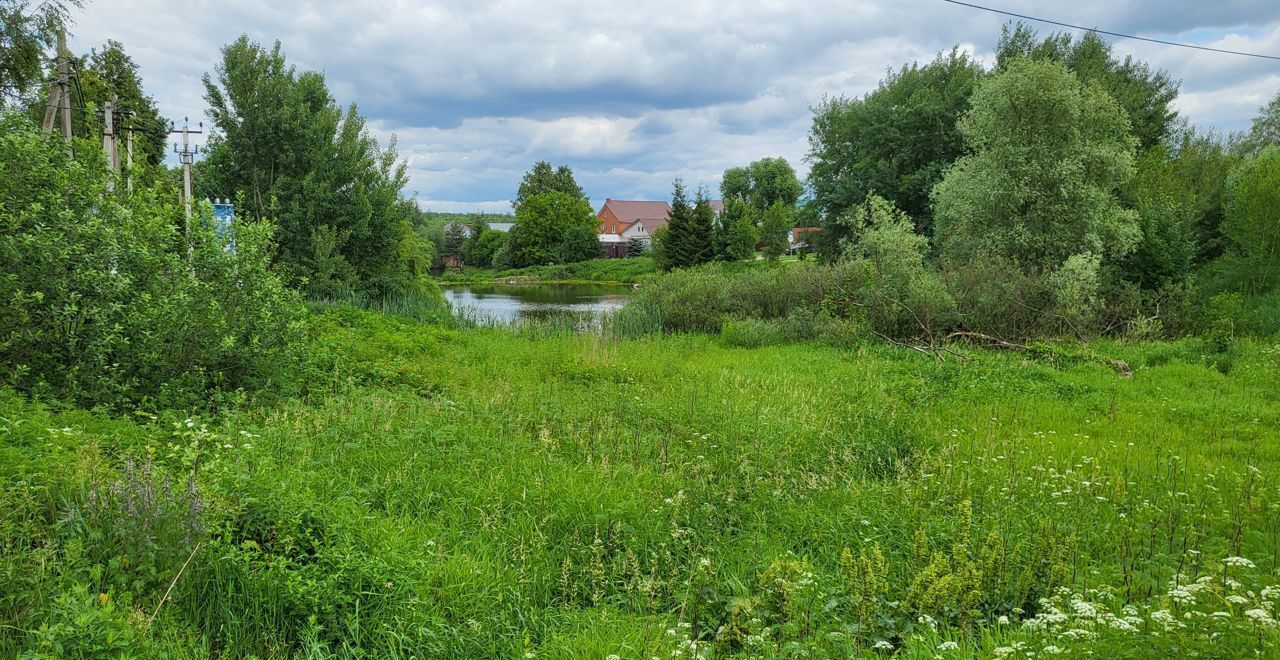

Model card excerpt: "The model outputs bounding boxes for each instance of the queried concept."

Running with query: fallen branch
[945,331,1027,351]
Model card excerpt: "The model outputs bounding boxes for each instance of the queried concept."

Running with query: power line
[943,0,1280,61]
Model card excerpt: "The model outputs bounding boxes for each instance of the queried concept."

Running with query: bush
[0,113,306,409]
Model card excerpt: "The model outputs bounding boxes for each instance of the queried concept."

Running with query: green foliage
[512,160,587,211]
[1220,146,1280,294]
[661,179,714,269]
[201,36,417,298]
[996,23,1180,149]
[561,223,603,263]
[1240,88,1280,154]
[1119,145,1199,289]
[0,0,80,105]
[624,236,648,258]
[719,198,759,261]
[464,228,507,268]
[720,317,786,348]
[507,191,598,268]
[72,40,167,167]
[720,156,803,210]
[840,195,955,336]
[807,48,984,245]
[0,112,306,409]
[759,202,791,260]
[933,57,1140,271]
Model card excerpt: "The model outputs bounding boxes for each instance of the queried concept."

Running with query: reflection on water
[442,283,633,324]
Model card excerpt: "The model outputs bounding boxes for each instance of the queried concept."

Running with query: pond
[442,283,634,325]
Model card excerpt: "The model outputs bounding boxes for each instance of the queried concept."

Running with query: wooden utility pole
[41,31,74,145]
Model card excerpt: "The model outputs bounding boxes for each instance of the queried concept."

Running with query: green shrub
[0,113,306,409]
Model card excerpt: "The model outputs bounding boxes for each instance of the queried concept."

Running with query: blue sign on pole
[211,200,236,254]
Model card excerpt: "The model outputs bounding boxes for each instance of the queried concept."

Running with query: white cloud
[64,0,1280,210]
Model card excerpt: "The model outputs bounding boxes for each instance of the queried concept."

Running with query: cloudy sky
[67,0,1280,213]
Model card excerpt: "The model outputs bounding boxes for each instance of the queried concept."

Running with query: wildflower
[938,641,959,651]
[873,640,893,650]
[1042,646,1063,655]
[1224,556,1256,568]
[1210,611,1231,618]
[1244,609,1276,626]
[607,655,621,660]
[1227,595,1249,604]
[997,615,1010,625]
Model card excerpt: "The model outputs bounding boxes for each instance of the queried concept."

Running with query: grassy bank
[437,257,659,285]
[2,307,1279,657]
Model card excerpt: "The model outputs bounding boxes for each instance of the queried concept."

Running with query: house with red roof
[595,198,723,258]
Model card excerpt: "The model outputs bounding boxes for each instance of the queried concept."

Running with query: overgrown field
[3,308,1279,658]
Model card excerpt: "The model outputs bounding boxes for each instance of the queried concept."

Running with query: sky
[66,0,1280,213]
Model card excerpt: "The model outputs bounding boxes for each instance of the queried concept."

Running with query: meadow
[3,306,1278,658]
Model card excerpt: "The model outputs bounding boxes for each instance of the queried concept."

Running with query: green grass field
[3,307,1279,657]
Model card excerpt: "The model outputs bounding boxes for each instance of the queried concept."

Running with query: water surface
[442,283,633,324]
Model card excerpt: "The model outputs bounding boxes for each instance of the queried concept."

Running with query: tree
[1242,89,1280,155]
[840,195,955,336]
[0,0,79,105]
[201,36,417,298]
[561,224,603,263]
[721,157,804,210]
[625,236,649,258]
[760,203,792,260]
[1117,145,1198,289]
[721,199,760,261]
[932,58,1140,270]
[0,111,304,409]
[807,48,984,246]
[662,180,713,269]
[1220,146,1280,293]
[513,161,586,211]
[507,191,596,268]
[74,41,167,166]
[464,228,506,268]
[442,222,467,267]
[996,23,1179,150]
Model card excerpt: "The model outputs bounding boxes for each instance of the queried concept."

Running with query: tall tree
[1221,146,1280,294]
[720,157,803,210]
[716,198,758,261]
[995,23,1179,150]
[201,36,417,297]
[807,48,984,245]
[506,191,596,268]
[932,57,1140,269]
[760,202,792,260]
[72,41,167,166]
[662,179,713,269]
[1242,89,1280,155]
[0,0,79,105]
[513,161,586,211]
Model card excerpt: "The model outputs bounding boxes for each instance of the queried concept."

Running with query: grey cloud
[65,0,1280,208]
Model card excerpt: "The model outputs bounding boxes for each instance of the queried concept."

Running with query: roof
[600,199,672,225]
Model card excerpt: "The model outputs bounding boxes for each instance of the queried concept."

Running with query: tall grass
[2,309,1279,657]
